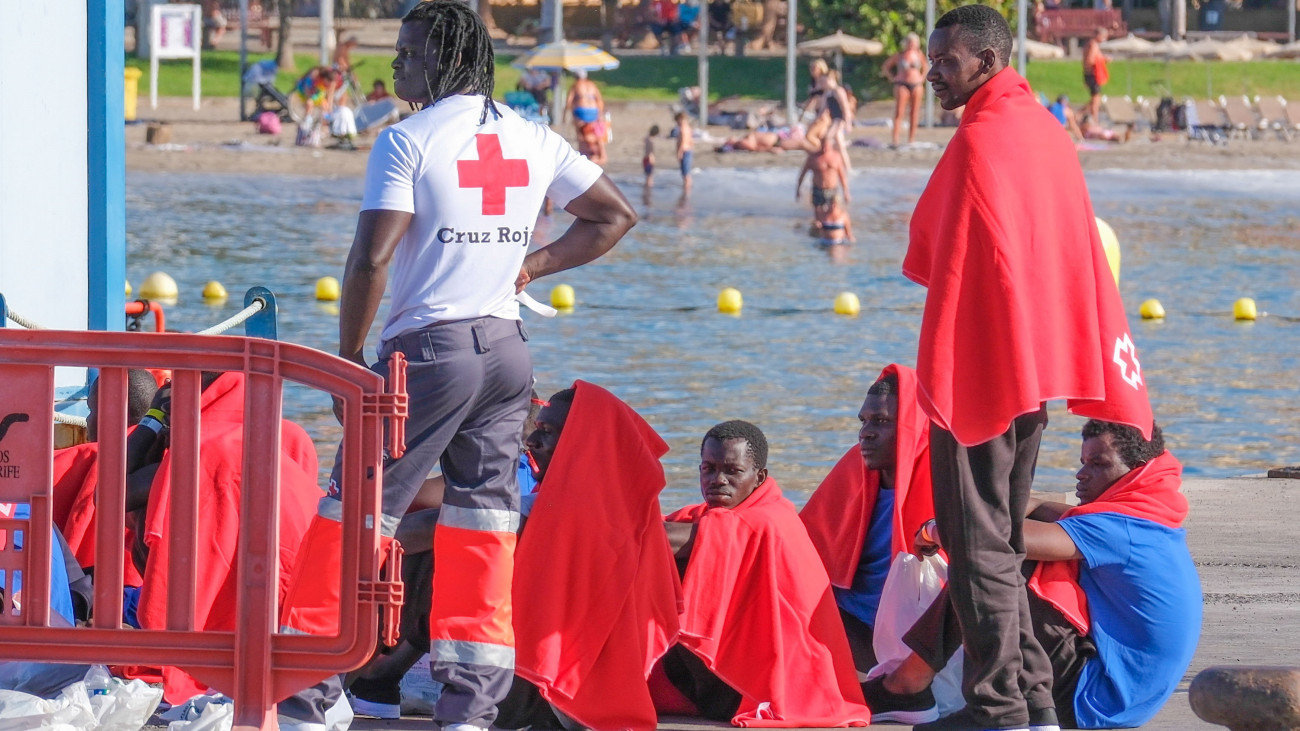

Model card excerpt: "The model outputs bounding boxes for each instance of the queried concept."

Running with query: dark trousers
[839,608,878,674]
[903,564,1094,729]
[660,644,743,722]
[929,408,1054,727]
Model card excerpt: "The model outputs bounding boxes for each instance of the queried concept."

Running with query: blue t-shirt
[1058,513,1202,728]
[518,454,540,517]
[3,504,75,625]
[1049,101,1069,126]
[834,488,895,627]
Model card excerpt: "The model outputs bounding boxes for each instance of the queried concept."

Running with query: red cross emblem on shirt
[457,134,530,216]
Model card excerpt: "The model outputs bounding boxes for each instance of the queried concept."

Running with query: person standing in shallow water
[276,1,637,728]
[902,5,1153,730]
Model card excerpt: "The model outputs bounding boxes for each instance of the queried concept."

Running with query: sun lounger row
[1101,94,1300,142]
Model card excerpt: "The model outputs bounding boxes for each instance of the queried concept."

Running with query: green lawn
[129,50,1300,104]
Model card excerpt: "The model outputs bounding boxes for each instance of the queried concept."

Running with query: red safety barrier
[0,329,407,731]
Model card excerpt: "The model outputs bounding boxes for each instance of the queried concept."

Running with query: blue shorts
[680,150,693,176]
[573,106,600,124]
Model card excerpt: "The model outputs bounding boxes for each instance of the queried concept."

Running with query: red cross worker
[276,2,637,728]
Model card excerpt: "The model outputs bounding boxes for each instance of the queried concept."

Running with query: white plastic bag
[866,552,965,716]
[399,654,443,716]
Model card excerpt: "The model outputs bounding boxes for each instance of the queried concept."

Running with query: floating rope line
[196,297,265,335]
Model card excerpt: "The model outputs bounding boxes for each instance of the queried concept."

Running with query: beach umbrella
[1101,33,1158,58]
[510,40,622,71]
[1012,38,1066,60]
[1267,40,1300,58]
[796,30,885,75]
[1162,39,1252,98]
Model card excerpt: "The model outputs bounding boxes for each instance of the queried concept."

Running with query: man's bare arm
[338,209,413,366]
[1024,520,1083,562]
[517,175,637,290]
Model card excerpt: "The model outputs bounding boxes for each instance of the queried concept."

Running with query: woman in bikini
[881,33,928,148]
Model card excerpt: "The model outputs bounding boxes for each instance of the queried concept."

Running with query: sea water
[125,167,1300,508]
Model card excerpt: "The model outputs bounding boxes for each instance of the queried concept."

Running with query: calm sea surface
[125,167,1300,509]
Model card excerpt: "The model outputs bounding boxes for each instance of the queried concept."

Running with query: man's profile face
[857,392,898,473]
[524,400,571,482]
[699,437,766,509]
[392,20,438,104]
[1075,433,1130,504]
[927,26,994,110]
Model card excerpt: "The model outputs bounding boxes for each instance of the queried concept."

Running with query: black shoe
[347,675,401,719]
[1029,706,1060,731]
[914,706,1030,731]
[860,675,939,725]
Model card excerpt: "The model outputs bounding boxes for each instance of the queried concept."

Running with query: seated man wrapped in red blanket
[864,420,1202,729]
[122,371,322,704]
[658,420,872,727]
[800,364,936,675]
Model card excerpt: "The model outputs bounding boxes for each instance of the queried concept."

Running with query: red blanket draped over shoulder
[666,478,871,727]
[136,372,321,704]
[800,364,934,586]
[53,441,145,587]
[514,381,682,731]
[903,67,1152,447]
[1028,451,1187,634]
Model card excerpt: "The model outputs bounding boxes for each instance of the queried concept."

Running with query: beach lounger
[1255,96,1294,141]
[1184,98,1228,144]
[1102,95,1140,129]
[1219,95,1260,139]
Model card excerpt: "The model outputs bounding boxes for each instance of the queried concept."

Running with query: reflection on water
[126,167,1300,509]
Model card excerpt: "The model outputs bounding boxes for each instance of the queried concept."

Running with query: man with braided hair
[278,2,637,728]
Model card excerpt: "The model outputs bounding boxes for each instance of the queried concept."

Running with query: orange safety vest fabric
[137,372,321,704]
[514,380,682,731]
[430,524,516,653]
[800,364,936,587]
[665,478,871,727]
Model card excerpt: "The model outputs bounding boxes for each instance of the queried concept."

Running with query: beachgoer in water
[814,69,854,174]
[801,366,936,675]
[675,111,694,193]
[814,195,855,248]
[656,421,871,726]
[904,7,1152,729]
[864,421,1200,730]
[276,2,637,728]
[796,145,850,220]
[566,69,605,136]
[882,33,929,147]
[799,58,830,122]
[643,124,660,186]
[1048,94,1084,141]
[1083,28,1110,123]
[577,121,608,165]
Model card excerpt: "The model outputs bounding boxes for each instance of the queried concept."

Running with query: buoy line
[196,297,266,335]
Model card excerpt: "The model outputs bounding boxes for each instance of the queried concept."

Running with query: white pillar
[1174,0,1186,39]
[550,0,565,126]
[784,0,797,125]
[319,0,335,67]
[698,19,709,128]
[924,0,935,127]
[1289,0,1295,43]
[1016,0,1028,74]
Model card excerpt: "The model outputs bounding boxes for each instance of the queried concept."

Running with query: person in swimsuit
[566,69,605,135]
[882,33,929,147]
[643,124,660,186]
[818,70,854,175]
[675,111,694,193]
[1083,28,1110,123]
[796,145,850,221]
[815,196,854,248]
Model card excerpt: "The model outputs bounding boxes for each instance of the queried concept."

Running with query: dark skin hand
[333,177,636,423]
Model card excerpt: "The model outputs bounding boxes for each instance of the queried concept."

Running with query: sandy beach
[127,96,1300,179]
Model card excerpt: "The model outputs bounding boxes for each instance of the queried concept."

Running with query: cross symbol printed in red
[457,134,530,216]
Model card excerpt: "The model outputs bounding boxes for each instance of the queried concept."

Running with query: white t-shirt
[361,94,603,344]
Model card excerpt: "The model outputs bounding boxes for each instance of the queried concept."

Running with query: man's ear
[978,48,999,74]
[755,467,769,485]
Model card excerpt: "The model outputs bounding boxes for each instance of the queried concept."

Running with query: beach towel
[666,478,871,727]
[903,67,1152,447]
[1028,451,1187,634]
[136,372,320,704]
[514,381,682,731]
[53,441,144,587]
[801,364,935,587]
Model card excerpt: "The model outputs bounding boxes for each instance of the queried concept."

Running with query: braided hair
[402,0,500,123]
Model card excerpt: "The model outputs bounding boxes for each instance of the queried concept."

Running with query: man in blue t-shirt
[865,420,1201,730]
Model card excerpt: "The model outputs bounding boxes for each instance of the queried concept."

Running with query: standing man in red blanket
[905,6,1153,731]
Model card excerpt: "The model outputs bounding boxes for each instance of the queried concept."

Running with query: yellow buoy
[138,271,179,300]
[316,276,341,301]
[125,279,133,297]
[1138,299,1165,319]
[202,281,228,300]
[550,284,576,309]
[717,287,743,314]
[1233,297,1257,321]
[833,292,861,316]
[1096,216,1120,286]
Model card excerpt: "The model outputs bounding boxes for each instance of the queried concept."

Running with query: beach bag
[296,114,322,147]
[866,552,965,716]
[256,111,281,135]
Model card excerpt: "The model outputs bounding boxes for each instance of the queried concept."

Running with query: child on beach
[643,125,660,187]
[675,112,694,192]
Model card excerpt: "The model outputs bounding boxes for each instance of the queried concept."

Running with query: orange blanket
[136,372,321,703]
[53,441,144,587]
[514,381,682,731]
[1028,451,1187,634]
[666,478,871,727]
[800,364,934,587]
[903,67,1152,447]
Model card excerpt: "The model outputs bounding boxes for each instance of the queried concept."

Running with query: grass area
[129,50,1300,104]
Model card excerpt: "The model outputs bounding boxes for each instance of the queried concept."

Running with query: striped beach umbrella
[511,41,621,72]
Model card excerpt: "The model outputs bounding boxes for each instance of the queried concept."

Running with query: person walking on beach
[1083,28,1109,124]
[675,111,694,193]
[882,33,929,147]
[276,2,637,729]
[903,6,1152,730]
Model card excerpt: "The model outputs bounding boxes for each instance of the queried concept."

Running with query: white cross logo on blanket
[1112,334,1143,390]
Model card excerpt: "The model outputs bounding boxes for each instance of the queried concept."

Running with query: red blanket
[902,67,1152,447]
[666,478,871,727]
[136,372,321,703]
[1028,451,1186,634]
[801,364,935,586]
[514,381,682,731]
[53,442,145,587]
